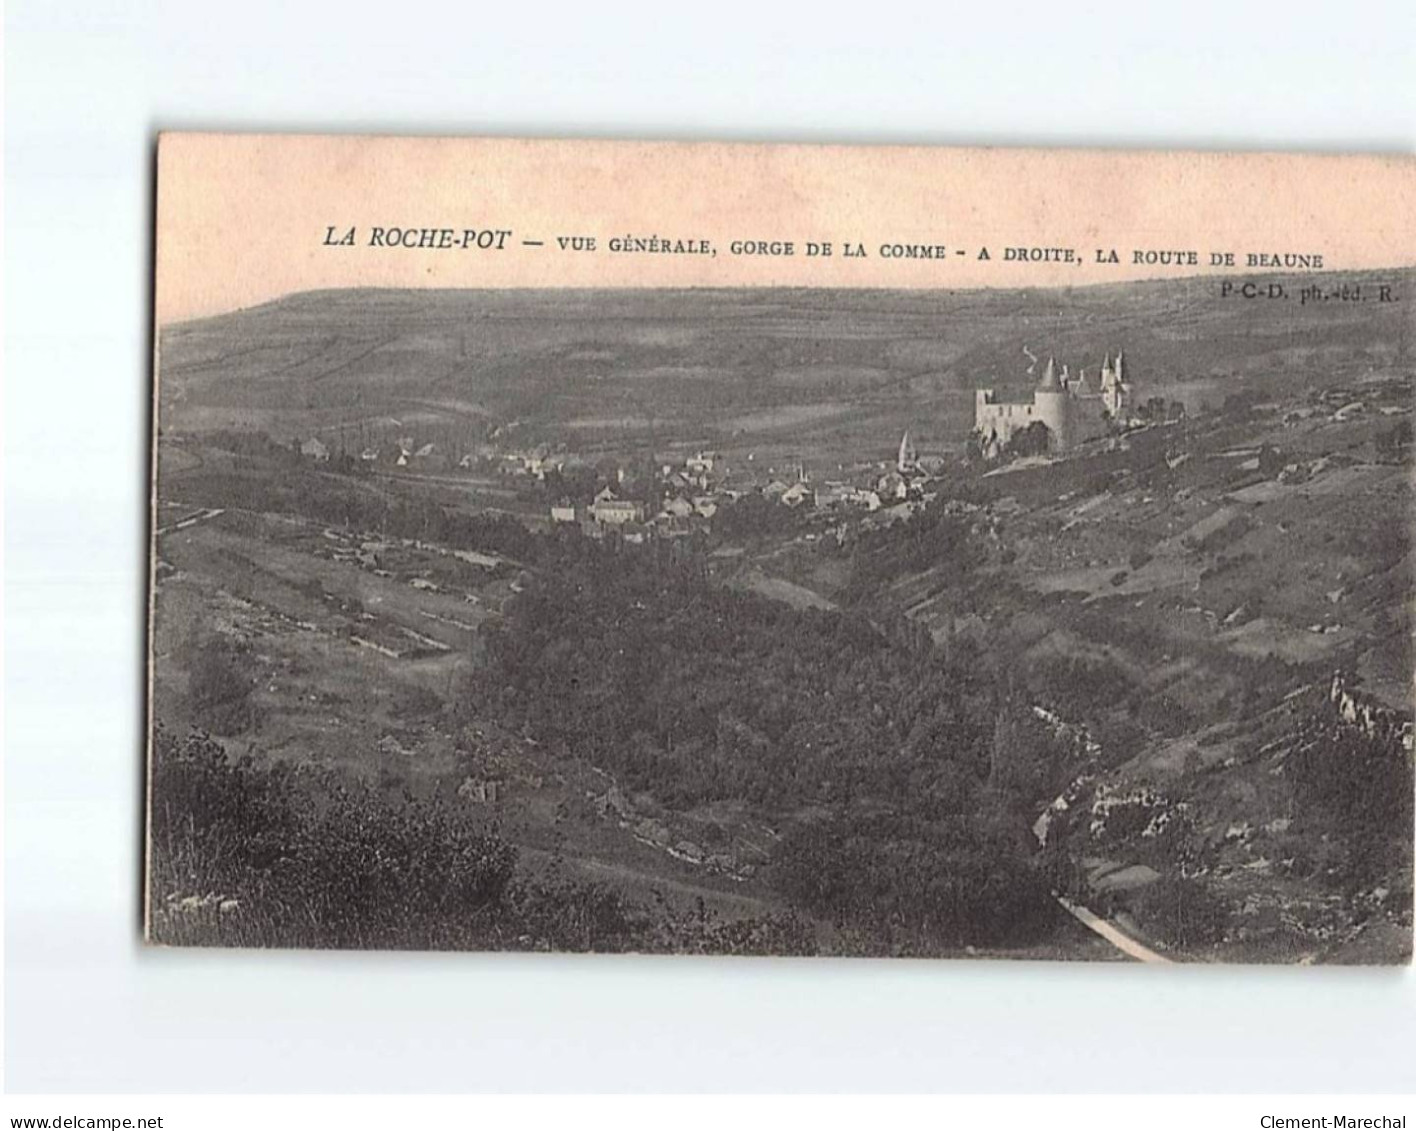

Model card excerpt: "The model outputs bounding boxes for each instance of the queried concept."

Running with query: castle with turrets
[974,351,1132,458]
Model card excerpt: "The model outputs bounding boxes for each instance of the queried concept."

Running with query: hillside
[158,272,1413,464]
[149,271,1414,961]
[822,374,1414,961]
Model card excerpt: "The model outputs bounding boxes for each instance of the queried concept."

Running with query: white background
[5,0,1415,1094]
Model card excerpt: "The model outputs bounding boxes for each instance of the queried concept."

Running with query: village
[289,345,1152,546]
[296,426,950,543]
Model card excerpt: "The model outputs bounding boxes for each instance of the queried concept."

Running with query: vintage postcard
[147,135,1414,963]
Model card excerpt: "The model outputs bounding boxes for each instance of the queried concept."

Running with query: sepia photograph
[146,197,1414,962]
[8,0,1416,1110]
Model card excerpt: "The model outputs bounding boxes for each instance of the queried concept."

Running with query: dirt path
[155,507,225,536]
[1054,895,1172,964]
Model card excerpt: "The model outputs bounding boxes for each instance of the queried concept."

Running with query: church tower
[897,430,917,472]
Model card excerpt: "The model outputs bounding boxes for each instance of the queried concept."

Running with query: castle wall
[975,391,1042,447]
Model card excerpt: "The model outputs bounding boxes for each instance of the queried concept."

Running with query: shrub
[147,727,822,955]
[1131,874,1229,950]
[1288,707,1414,888]
[187,636,261,735]
[148,728,517,950]
[1005,421,1053,459]
[770,811,1058,951]
[389,683,443,721]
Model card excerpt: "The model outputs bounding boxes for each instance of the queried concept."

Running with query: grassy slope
[865,385,1412,962]
[158,272,1412,461]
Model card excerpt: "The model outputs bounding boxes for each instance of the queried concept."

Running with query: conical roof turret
[1100,352,1116,388]
[1039,356,1060,390]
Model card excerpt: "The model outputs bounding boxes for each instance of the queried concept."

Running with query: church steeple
[898,430,917,472]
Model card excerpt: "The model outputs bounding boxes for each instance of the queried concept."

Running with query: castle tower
[1034,356,1070,447]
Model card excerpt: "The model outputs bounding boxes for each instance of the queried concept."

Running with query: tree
[1004,421,1052,459]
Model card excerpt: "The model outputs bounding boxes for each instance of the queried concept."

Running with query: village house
[457,777,503,805]
[819,482,883,511]
[589,488,645,525]
[300,437,330,461]
[780,482,813,508]
[876,470,909,501]
[814,483,852,509]
[456,442,499,470]
[652,513,694,538]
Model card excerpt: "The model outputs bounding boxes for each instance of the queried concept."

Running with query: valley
[147,274,1414,961]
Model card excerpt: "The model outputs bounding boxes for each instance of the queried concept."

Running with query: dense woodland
[468,545,1074,945]
[1289,701,1415,892]
[477,558,985,808]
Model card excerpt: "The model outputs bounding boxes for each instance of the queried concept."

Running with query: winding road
[1055,895,1172,964]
